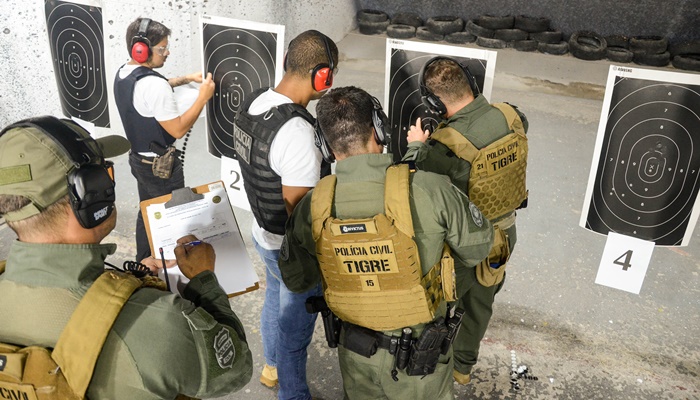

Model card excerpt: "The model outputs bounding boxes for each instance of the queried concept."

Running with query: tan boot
[260,364,278,388]
[453,369,471,385]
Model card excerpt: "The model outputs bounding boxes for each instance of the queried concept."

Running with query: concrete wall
[358,0,699,44]
[0,0,357,131]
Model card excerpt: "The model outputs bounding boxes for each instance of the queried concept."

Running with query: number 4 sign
[595,232,655,294]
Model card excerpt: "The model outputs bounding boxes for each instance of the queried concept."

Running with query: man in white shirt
[114,17,215,261]
[232,30,338,400]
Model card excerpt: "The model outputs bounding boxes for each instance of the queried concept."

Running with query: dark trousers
[128,152,185,261]
[452,270,505,374]
[452,223,516,374]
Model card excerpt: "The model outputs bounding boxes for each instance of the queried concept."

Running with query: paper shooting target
[385,40,496,162]
[45,0,110,127]
[201,16,284,158]
[583,67,700,246]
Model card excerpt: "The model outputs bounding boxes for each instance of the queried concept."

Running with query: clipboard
[140,181,259,297]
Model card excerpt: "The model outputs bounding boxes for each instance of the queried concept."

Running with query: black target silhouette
[388,49,488,162]
[203,23,278,158]
[45,0,109,127]
[585,77,700,245]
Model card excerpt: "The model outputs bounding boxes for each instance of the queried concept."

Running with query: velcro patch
[233,125,253,165]
[339,223,367,234]
[469,203,484,227]
[214,328,235,369]
[332,240,399,275]
[0,165,31,186]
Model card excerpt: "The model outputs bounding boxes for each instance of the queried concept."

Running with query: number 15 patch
[595,232,655,294]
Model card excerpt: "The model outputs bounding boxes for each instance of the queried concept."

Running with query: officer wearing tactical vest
[278,86,494,399]
[405,56,529,385]
[233,30,337,399]
[0,116,252,399]
[114,17,216,262]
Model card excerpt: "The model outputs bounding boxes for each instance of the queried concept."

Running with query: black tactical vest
[234,88,330,235]
[114,65,175,153]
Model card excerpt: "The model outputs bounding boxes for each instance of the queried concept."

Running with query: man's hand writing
[174,234,216,279]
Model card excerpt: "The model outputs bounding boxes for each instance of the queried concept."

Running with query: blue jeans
[129,152,184,261]
[255,237,321,400]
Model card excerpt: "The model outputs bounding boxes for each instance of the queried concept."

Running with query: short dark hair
[285,30,339,78]
[125,17,171,57]
[0,194,70,236]
[316,86,374,157]
[424,58,472,104]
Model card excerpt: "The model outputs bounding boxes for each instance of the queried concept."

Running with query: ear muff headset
[370,95,389,146]
[311,31,335,92]
[313,94,390,163]
[313,119,335,164]
[0,116,116,229]
[131,18,151,64]
[419,56,481,116]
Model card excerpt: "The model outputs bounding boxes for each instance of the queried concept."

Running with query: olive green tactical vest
[0,269,141,400]
[311,164,451,331]
[431,103,528,220]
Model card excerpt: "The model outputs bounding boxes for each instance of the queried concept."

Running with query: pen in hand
[159,247,171,292]
[184,240,202,247]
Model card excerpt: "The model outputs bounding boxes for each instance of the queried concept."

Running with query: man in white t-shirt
[114,17,215,261]
[233,30,338,400]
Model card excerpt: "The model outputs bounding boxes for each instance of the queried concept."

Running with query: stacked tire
[670,40,700,71]
[356,9,687,72]
[386,12,422,39]
[604,35,633,63]
[568,31,606,60]
[357,9,390,35]
[630,36,670,67]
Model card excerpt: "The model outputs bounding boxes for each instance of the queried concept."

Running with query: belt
[341,322,400,354]
[375,331,398,352]
[129,151,157,161]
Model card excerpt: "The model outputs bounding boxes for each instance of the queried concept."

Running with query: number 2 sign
[595,232,655,294]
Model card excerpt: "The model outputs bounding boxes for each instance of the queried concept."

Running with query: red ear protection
[312,64,333,92]
[311,32,334,92]
[131,18,151,64]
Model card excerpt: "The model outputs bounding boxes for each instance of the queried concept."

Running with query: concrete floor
[1,32,699,399]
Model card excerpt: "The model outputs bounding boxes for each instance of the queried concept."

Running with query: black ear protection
[313,94,389,163]
[419,56,480,116]
[313,119,335,164]
[370,95,389,146]
[0,116,116,229]
[131,18,151,63]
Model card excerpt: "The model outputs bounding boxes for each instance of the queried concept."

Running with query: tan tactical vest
[431,103,528,220]
[0,268,142,400]
[311,164,453,332]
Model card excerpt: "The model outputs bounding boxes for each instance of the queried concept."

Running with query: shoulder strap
[52,271,142,398]
[492,103,518,128]
[384,164,415,238]
[311,175,337,241]
[276,102,316,126]
[132,66,168,82]
[430,126,480,164]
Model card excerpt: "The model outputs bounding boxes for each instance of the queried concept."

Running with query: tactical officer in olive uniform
[279,87,493,399]
[405,57,529,384]
[0,117,252,399]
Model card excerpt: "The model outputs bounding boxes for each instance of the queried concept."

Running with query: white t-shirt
[118,64,180,122]
[248,89,323,250]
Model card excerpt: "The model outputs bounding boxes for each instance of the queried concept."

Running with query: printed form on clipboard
[141,181,259,297]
